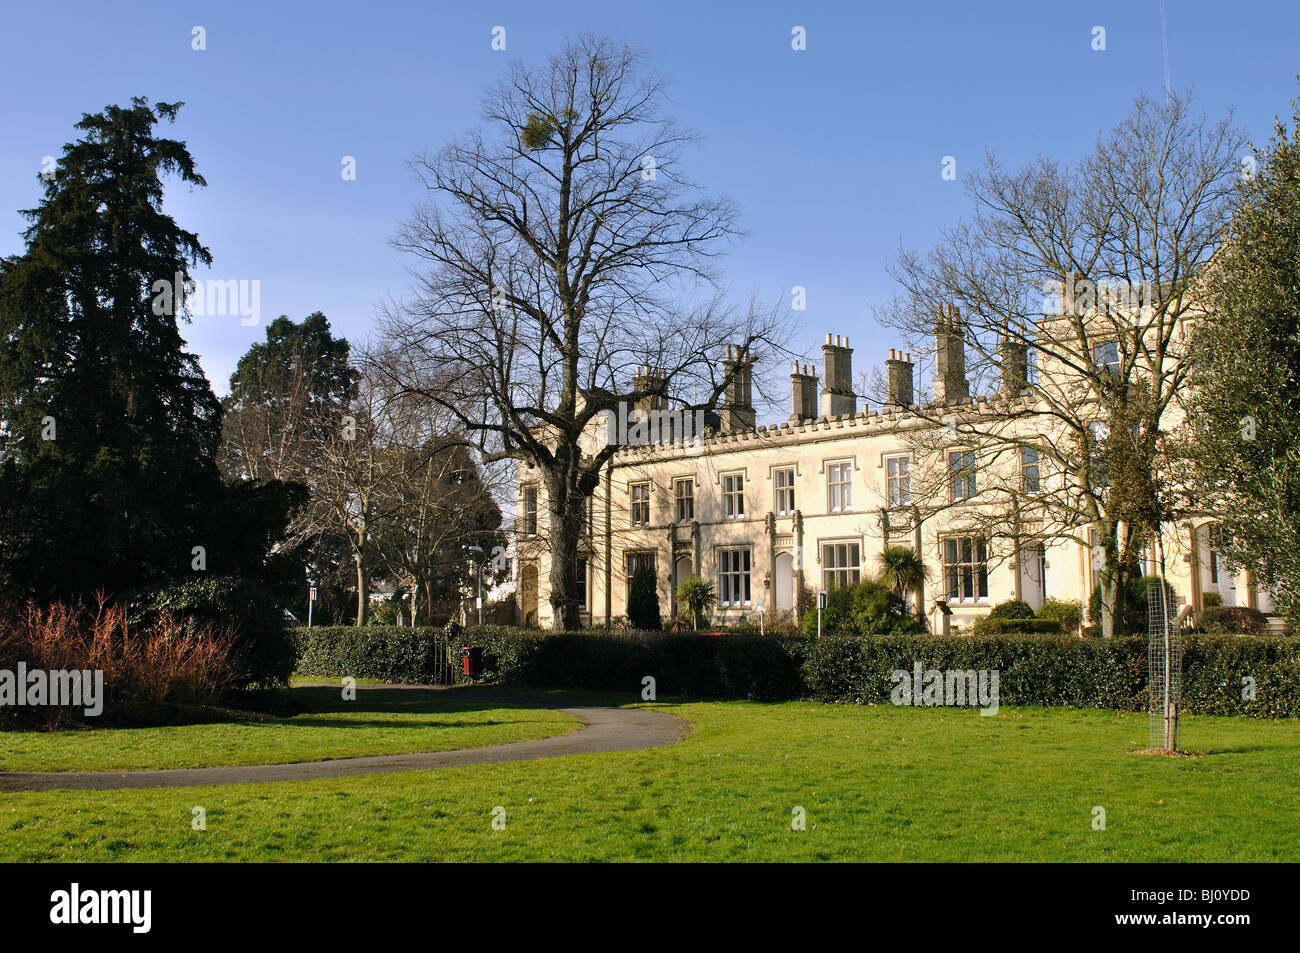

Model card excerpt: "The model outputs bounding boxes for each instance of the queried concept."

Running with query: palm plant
[675,575,717,630]
[877,545,928,605]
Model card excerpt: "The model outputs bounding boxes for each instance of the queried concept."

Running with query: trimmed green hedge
[803,633,1300,717]
[294,625,1300,717]
[295,626,455,684]
[970,617,1064,637]
[469,626,808,701]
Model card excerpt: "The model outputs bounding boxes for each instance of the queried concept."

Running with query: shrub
[803,632,1300,716]
[295,626,457,684]
[293,625,1300,717]
[971,617,1064,637]
[627,564,662,631]
[1089,574,1176,634]
[0,600,237,727]
[127,575,296,687]
[470,626,808,701]
[1202,592,1223,608]
[1200,605,1268,635]
[989,599,1035,620]
[801,584,855,637]
[675,576,717,629]
[1036,598,1083,636]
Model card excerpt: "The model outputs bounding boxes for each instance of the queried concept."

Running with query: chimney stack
[721,343,755,432]
[885,349,914,407]
[820,333,855,417]
[790,360,818,424]
[632,364,667,416]
[933,303,969,405]
[999,323,1028,397]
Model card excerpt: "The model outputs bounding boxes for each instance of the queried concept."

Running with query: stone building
[513,307,1277,633]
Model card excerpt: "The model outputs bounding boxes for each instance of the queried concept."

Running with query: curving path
[0,687,691,792]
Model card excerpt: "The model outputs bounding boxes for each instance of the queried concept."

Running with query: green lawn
[0,687,580,771]
[2,691,1297,862]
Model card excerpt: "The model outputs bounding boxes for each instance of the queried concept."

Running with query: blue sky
[1,0,1296,396]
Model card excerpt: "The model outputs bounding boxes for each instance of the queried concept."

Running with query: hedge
[295,626,456,684]
[970,617,1064,637]
[469,626,808,701]
[294,625,1300,717]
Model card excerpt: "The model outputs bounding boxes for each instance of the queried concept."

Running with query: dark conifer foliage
[0,98,301,613]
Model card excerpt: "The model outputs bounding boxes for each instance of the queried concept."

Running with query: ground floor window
[821,541,861,589]
[944,536,989,603]
[626,551,656,578]
[718,548,751,606]
[576,557,588,609]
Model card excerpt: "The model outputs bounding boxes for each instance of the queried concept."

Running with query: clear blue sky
[2,0,1296,396]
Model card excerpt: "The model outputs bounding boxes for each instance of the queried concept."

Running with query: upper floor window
[943,536,989,603]
[949,450,978,502]
[722,473,745,520]
[1022,447,1041,495]
[1094,340,1120,372]
[886,455,911,506]
[522,487,538,535]
[774,467,796,516]
[827,461,853,513]
[718,548,752,606]
[822,542,861,589]
[674,478,694,522]
[630,483,651,526]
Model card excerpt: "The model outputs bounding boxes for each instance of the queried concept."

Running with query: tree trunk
[355,548,370,627]
[1098,568,1118,638]
[545,469,584,631]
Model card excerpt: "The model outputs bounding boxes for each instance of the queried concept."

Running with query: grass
[0,687,580,771]
[2,690,1297,861]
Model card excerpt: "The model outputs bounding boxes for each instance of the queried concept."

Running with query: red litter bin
[461,646,481,678]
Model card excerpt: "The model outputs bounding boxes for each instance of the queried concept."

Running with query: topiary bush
[988,599,1035,620]
[1202,592,1223,609]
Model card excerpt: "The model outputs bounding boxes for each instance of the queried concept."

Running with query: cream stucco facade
[513,318,1275,633]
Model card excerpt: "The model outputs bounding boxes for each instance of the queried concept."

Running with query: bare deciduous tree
[876,91,1242,636]
[379,35,791,630]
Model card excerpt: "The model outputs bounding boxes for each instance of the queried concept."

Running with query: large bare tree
[877,91,1243,637]
[380,35,789,630]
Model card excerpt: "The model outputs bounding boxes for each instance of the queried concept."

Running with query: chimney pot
[825,333,832,345]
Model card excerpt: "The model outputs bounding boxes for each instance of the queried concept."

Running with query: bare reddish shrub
[0,597,238,723]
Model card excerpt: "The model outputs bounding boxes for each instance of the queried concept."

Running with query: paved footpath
[0,686,691,792]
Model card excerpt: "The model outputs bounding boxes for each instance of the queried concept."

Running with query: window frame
[1021,446,1041,495]
[773,467,796,516]
[630,482,651,527]
[717,547,752,607]
[943,536,989,604]
[826,459,853,513]
[674,477,694,522]
[722,472,745,520]
[948,450,978,503]
[821,541,862,590]
[522,486,539,536]
[885,454,911,507]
